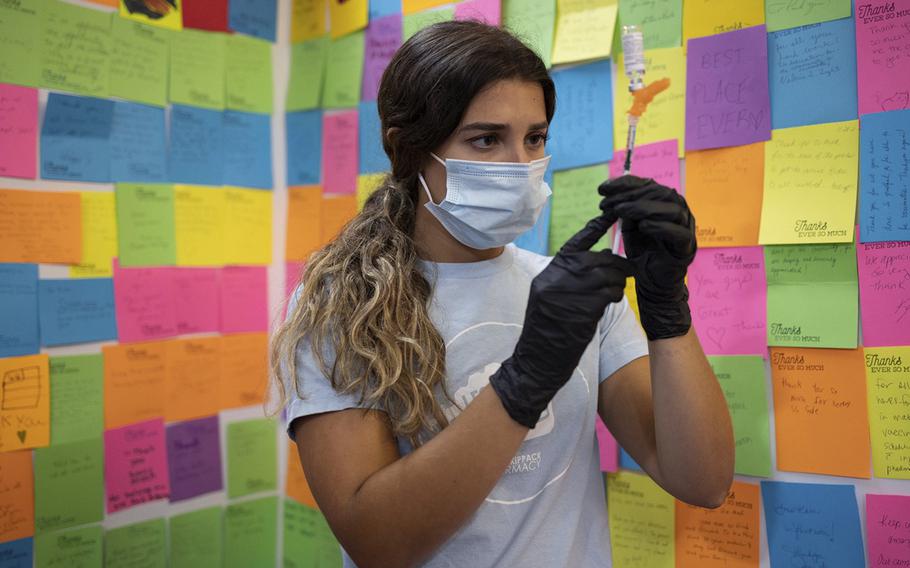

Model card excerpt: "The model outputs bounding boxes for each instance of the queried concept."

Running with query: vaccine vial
[621,25,646,92]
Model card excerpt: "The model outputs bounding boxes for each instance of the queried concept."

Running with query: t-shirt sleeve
[598,296,649,383]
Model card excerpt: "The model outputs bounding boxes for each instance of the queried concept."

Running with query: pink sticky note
[362,14,402,102]
[172,267,220,335]
[609,139,681,192]
[866,494,910,567]
[689,246,767,355]
[454,0,501,25]
[595,416,618,472]
[286,261,304,300]
[855,3,910,116]
[220,266,269,333]
[113,260,178,343]
[0,84,38,179]
[322,111,359,195]
[857,238,910,347]
[104,418,170,514]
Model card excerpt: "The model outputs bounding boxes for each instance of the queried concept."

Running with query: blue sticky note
[0,264,39,358]
[223,110,273,189]
[286,110,322,185]
[40,93,113,182]
[359,101,390,174]
[110,101,167,183]
[169,104,224,185]
[370,0,401,19]
[0,538,32,568]
[229,0,277,42]
[762,481,865,568]
[619,448,643,471]
[860,108,910,243]
[514,170,554,255]
[769,17,858,129]
[548,60,613,171]
[38,279,117,347]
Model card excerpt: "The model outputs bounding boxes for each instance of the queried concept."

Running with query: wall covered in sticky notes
[1,0,910,567]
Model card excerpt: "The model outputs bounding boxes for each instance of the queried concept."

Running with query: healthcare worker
[271,20,734,568]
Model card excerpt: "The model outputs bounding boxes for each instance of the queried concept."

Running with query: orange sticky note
[0,354,50,452]
[685,142,764,248]
[770,348,871,478]
[103,342,167,430]
[675,480,760,568]
[0,189,81,264]
[322,194,358,243]
[0,450,35,542]
[286,440,319,510]
[220,333,268,410]
[166,337,221,422]
[287,185,324,261]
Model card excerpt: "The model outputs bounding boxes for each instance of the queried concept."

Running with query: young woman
[271,21,734,568]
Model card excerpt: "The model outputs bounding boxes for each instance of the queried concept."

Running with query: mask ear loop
[419,152,448,205]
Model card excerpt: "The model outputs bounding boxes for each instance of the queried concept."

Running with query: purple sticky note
[166,415,223,502]
[685,25,771,151]
[219,266,268,333]
[362,14,402,102]
[172,267,220,335]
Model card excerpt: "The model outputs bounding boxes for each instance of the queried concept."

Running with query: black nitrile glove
[489,215,634,429]
[598,175,696,341]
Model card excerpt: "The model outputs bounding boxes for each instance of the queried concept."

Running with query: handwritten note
[168,105,224,185]
[71,192,117,278]
[41,93,113,182]
[49,354,103,446]
[358,101,390,174]
[104,418,170,513]
[34,525,102,568]
[708,355,771,477]
[0,84,37,179]
[0,354,49,452]
[0,189,81,264]
[103,341,167,430]
[166,415,223,502]
[855,1,910,116]
[764,243,858,348]
[595,417,618,472]
[33,438,104,533]
[170,507,223,568]
[225,497,278,568]
[221,333,269,410]
[857,239,910,346]
[769,18,858,129]
[762,480,865,568]
[291,0,325,42]
[285,440,318,508]
[287,38,327,111]
[0,1,40,87]
[109,17,168,107]
[0,263,38,358]
[616,0,681,51]
[759,120,859,244]
[502,0,556,68]
[166,337,221,422]
[859,108,910,243]
[170,29,226,110]
[864,347,910,478]
[766,0,850,31]
[287,185,324,261]
[227,418,277,498]
[609,139,680,190]
[403,0,451,14]
[119,0,182,29]
[0,537,30,568]
[329,0,367,38]
[549,60,613,170]
[683,0,764,42]
[219,266,269,333]
[324,31,366,109]
[115,183,176,267]
[110,101,167,183]
[362,14,402,101]
[552,0,617,65]
[402,7,454,41]
[356,173,384,211]
[322,194,357,243]
[606,470,675,568]
[322,111,359,194]
[455,0,501,24]
[0,449,34,543]
[38,279,117,347]
[229,0,277,41]
[867,494,910,567]
[770,347,871,477]
[223,187,273,265]
[675,481,760,567]
[223,111,273,189]
[113,262,179,343]
[549,164,611,255]
[172,267,220,335]
[287,111,323,185]
[39,0,111,97]
[283,500,342,568]
[104,519,166,568]
[226,34,273,113]
[174,184,225,266]
[685,25,770,151]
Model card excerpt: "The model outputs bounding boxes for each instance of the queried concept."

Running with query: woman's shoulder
[509,243,553,277]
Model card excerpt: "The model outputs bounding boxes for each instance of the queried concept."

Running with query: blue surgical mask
[419,153,552,250]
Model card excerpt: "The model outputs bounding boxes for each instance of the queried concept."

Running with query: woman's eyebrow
[527,121,549,131]
[457,122,508,133]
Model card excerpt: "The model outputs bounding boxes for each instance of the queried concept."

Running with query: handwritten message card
[109,17,168,107]
[0,263,38,358]
[104,418,170,513]
[502,0,556,68]
[286,111,322,186]
[0,84,37,179]
[49,354,103,446]
[0,537,30,568]
[224,186,273,265]
[0,354,49,452]
[855,1,910,115]
[223,111,273,189]
[608,139,680,190]
[283,500,342,568]
[549,60,614,171]
[675,480,760,567]
[174,184,225,267]
[227,418,277,498]
[867,494,910,567]
[362,14,402,101]
[0,450,34,543]
[606,470,675,568]
[0,1,41,87]
[857,239,910,346]
[287,38,327,111]
[34,525,102,568]
[551,0,617,65]
[169,29,226,111]
[549,164,611,255]
[38,279,117,347]
[39,1,111,97]
[225,34,273,114]
[291,0,324,41]
[166,415,223,502]
[113,263,178,343]
[115,183,176,267]
[864,346,910,479]
[766,0,850,31]
[322,111,359,194]
[359,100,390,174]
[170,507,223,568]
[34,438,103,533]
[219,266,269,334]
[287,186,324,261]
[285,440,318,509]
[229,0,277,41]
[103,518,166,568]
[225,497,278,568]
[221,333,269,410]
[103,341,167,430]
[616,0,681,51]
[71,192,116,279]
[173,267,220,335]
[859,108,910,243]
[166,337,221,422]
[41,93,113,183]
[323,31,366,109]
[321,195,358,245]
[0,189,81,264]
[683,0,764,42]
[110,101,167,183]
[168,105,224,186]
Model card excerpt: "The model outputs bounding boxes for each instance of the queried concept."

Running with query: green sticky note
[403,7,454,42]
[708,355,772,478]
[287,37,327,111]
[765,243,858,348]
[39,0,111,97]
[49,354,103,446]
[616,0,682,52]
[283,499,342,568]
[226,34,273,113]
[502,0,556,68]
[227,418,277,498]
[34,438,104,533]
[105,518,166,568]
[170,507,223,568]
[549,164,611,255]
[0,0,42,87]
[765,0,851,32]
[115,183,177,267]
[170,28,226,110]
[109,17,169,107]
[35,524,103,568]
[322,31,366,109]
[225,496,278,568]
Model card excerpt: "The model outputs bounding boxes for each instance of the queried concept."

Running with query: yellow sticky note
[607,470,675,568]
[864,346,910,479]
[613,47,686,156]
[224,187,273,265]
[682,0,764,43]
[0,354,50,452]
[356,173,385,211]
[71,192,118,278]
[174,185,225,266]
[119,0,183,31]
[292,0,327,42]
[403,0,452,15]
[624,277,640,321]
[758,120,858,245]
[330,0,367,38]
[552,0,618,65]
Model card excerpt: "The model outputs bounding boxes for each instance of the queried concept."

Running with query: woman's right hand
[489,215,635,429]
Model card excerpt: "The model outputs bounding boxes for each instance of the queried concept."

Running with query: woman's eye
[470,134,499,149]
[527,133,548,147]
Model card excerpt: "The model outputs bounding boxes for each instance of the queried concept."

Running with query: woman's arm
[598,328,734,508]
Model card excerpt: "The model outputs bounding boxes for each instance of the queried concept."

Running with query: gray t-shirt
[284,244,649,567]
